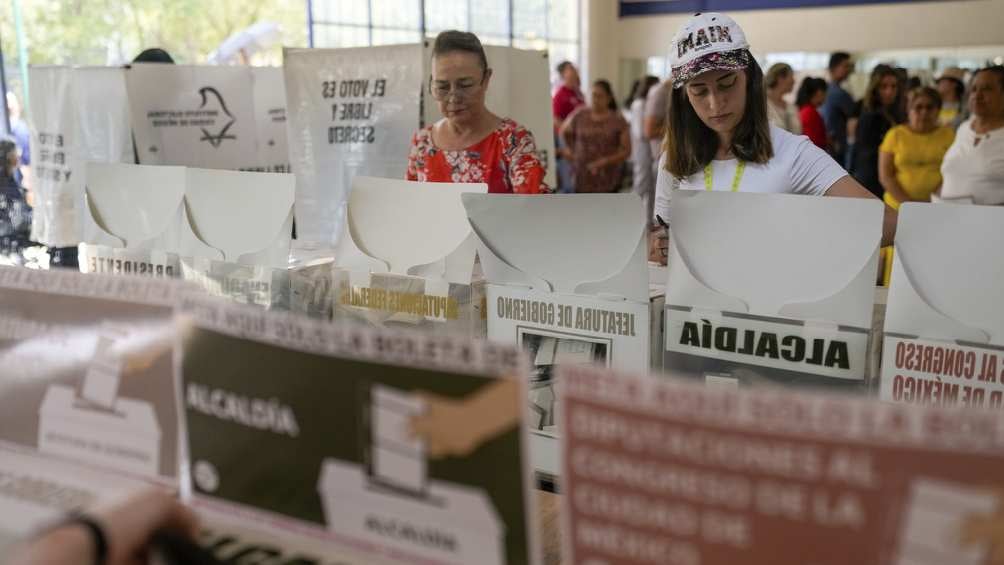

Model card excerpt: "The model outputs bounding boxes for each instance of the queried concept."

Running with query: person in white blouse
[648,12,895,264]
[765,62,802,135]
[938,66,1004,205]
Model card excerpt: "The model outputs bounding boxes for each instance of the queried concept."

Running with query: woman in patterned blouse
[406,31,550,194]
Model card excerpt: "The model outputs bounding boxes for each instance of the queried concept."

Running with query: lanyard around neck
[704,161,746,192]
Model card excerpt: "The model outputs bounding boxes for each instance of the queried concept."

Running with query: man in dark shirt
[821,52,855,166]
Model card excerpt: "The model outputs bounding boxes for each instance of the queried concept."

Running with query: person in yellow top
[879,86,956,210]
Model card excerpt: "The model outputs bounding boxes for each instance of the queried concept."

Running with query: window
[310,0,580,66]
[425,0,468,34]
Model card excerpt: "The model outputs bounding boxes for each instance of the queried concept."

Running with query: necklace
[703,161,746,192]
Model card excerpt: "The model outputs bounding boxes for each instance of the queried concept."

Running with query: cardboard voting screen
[28,66,81,247]
[464,192,651,486]
[283,45,424,248]
[0,267,183,479]
[464,193,651,371]
[664,190,883,388]
[250,66,291,173]
[79,162,187,278]
[126,64,259,170]
[75,67,134,165]
[423,45,557,190]
[177,295,538,565]
[561,363,1004,565]
[880,203,1004,410]
[182,167,294,268]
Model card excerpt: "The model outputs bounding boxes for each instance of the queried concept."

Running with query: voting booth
[283,43,556,250]
[663,191,884,390]
[464,192,655,484]
[27,66,133,248]
[79,163,186,278]
[331,176,488,335]
[78,162,331,312]
[880,203,1004,410]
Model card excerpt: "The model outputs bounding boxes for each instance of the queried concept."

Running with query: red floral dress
[406,118,550,194]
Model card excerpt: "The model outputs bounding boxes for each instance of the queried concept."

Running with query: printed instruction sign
[0,267,183,480]
[178,294,537,565]
[562,363,1004,565]
[880,336,1004,410]
[283,45,423,247]
[665,308,871,384]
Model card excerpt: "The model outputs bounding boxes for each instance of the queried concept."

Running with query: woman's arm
[825,175,897,247]
[560,112,576,153]
[879,151,912,204]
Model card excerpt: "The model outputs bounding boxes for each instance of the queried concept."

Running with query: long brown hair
[664,53,773,178]
[863,65,902,118]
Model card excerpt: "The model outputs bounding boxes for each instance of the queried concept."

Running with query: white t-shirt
[653,126,848,222]
[629,98,646,143]
[940,119,1004,205]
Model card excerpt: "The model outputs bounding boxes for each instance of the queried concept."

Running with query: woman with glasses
[406,31,550,193]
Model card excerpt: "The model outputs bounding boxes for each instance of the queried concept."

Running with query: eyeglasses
[430,75,486,101]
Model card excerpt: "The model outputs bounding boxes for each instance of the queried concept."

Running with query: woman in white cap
[649,12,895,264]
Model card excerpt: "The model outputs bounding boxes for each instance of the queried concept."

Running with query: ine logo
[198,86,237,148]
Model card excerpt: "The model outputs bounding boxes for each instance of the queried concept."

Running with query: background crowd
[550,54,1004,218]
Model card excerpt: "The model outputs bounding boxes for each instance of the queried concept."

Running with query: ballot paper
[896,479,996,565]
[553,339,596,365]
[79,324,128,409]
[534,337,558,366]
[370,384,426,495]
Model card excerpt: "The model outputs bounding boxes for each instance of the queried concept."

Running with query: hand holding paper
[409,379,520,459]
[648,225,668,266]
[960,491,1004,564]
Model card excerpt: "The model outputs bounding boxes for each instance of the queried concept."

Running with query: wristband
[64,514,109,565]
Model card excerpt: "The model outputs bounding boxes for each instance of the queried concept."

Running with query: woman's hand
[648,225,668,265]
[586,159,606,175]
[10,488,199,565]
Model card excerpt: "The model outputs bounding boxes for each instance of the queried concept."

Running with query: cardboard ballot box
[880,203,1004,410]
[38,385,161,477]
[663,191,884,390]
[331,177,488,336]
[318,459,505,565]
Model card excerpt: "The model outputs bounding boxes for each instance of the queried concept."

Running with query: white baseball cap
[670,12,750,89]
